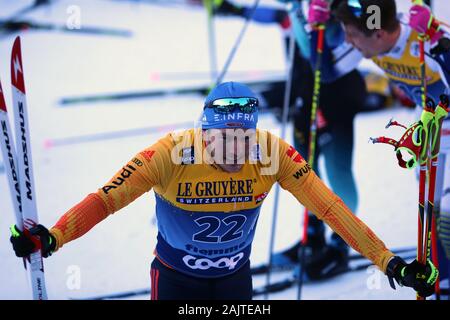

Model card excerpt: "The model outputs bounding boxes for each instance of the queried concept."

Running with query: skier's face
[342,23,386,58]
[203,128,254,173]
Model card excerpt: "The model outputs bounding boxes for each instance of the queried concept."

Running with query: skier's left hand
[386,256,438,297]
[308,0,330,26]
[409,4,443,43]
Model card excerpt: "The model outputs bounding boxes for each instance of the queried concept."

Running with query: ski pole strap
[396,122,423,169]
[418,106,435,165]
[396,147,419,169]
[371,121,423,169]
[426,260,439,285]
[370,136,397,147]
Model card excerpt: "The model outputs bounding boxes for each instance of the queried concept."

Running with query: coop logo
[182,252,244,270]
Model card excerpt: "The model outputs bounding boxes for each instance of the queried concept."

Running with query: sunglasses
[205,97,258,114]
[348,0,363,18]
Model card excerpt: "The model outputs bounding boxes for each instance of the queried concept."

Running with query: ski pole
[425,94,449,300]
[214,0,261,86]
[412,0,435,300]
[265,23,297,300]
[195,0,261,125]
[297,22,326,300]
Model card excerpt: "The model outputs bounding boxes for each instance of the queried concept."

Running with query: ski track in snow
[0,0,446,300]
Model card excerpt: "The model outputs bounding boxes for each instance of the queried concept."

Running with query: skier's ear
[377,29,390,40]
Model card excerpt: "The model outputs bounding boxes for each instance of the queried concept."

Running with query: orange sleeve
[50,133,175,251]
[275,136,395,272]
[50,193,108,251]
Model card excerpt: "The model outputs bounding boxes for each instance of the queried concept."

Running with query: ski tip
[0,79,7,112]
[11,36,26,94]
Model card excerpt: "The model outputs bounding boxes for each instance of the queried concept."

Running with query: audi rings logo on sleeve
[182,252,244,270]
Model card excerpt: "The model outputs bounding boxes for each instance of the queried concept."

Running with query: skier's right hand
[10,224,56,258]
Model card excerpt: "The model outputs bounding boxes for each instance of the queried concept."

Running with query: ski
[10,36,47,300]
[250,246,417,275]
[252,253,417,297]
[45,103,282,148]
[72,250,417,300]
[44,120,195,148]
[58,78,283,105]
[0,20,132,38]
[0,70,24,260]
[7,0,54,22]
[147,70,284,81]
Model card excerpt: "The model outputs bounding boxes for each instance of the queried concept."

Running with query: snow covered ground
[0,0,447,300]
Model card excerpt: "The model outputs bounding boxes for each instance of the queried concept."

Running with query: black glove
[386,256,438,298]
[10,224,56,258]
[430,37,450,56]
[212,0,244,16]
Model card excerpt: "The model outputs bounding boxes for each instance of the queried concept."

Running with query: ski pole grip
[426,97,436,111]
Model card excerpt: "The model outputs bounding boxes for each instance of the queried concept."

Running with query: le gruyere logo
[176,179,254,204]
